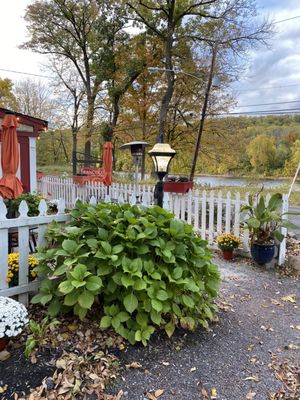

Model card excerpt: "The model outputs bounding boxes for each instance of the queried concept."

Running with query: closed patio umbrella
[0,113,23,199]
[103,141,113,186]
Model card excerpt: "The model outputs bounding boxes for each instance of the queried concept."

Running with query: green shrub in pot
[241,193,299,264]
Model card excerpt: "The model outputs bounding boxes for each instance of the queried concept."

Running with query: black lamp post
[148,143,176,207]
[120,141,149,203]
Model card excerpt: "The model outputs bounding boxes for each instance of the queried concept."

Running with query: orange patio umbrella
[103,141,113,186]
[0,113,23,199]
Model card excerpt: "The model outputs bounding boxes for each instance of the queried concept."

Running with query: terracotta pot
[0,337,8,351]
[223,250,233,260]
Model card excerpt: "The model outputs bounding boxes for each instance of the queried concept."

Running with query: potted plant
[217,233,241,260]
[241,193,297,265]
[6,253,38,287]
[0,297,29,351]
[164,176,193,193]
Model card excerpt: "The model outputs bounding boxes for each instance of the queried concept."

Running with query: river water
[195,175,299,190]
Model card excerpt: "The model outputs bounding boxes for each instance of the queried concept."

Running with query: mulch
[0,253,299,400]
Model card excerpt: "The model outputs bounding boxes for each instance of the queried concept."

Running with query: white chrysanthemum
[0,297,28,338]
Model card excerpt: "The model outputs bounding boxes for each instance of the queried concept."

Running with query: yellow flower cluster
[6,253,38,285]
[217,233,241,251]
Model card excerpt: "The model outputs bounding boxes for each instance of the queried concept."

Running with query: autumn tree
[284,140,300,176]
[14,79,56,120]
[23,0,132,162]
[247,135,276,173]
[0,78,17,110]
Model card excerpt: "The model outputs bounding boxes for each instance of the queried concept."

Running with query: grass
[37,164,72,175]
[197,184,300,206]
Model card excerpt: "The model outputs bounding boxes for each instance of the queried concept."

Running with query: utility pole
[189,45,218,182]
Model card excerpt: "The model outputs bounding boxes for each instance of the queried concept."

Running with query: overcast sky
[0,0,300,114]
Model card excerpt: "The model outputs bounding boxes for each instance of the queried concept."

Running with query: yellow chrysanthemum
[6,253,38,285]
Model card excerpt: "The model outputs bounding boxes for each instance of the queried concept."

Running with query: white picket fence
[0,198,70,305]
[0,177,288,304]
[39,176,288,263]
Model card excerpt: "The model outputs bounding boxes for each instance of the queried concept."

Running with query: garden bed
[0,256,299,399]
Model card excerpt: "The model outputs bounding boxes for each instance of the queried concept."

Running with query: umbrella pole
[7,199,13,218]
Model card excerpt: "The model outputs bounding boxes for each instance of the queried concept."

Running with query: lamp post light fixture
[120,141,149,203]
[148,143,176,208]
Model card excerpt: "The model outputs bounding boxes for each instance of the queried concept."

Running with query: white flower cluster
[0,296,29,338]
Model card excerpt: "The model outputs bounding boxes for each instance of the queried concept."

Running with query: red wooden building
[0,108,48,193]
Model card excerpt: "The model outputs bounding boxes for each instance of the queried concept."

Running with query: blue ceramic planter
[251,243,275,265]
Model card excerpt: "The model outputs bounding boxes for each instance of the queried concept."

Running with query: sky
[0,0,300,114]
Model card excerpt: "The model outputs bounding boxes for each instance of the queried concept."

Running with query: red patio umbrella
[103,141,113,186]
[0,114,23,199]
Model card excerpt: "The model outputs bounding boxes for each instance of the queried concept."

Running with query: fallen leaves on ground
[145,389,164,399]
[125,361,142,369]
[6,306,125,400]
[268,355,300,399]
[281,295,297,304]
[243,375,260,383]
[245,391,256,399]
[0,349,10,361]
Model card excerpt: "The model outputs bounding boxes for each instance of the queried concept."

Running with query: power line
[216,108,300,116]
[273,15,300,24]
[232,83,300,92]
[0,68,52,79]
[236,100,300,108]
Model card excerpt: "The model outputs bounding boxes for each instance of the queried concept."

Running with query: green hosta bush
[33,202,220,345]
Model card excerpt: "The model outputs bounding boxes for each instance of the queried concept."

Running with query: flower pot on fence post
[0,337,8,351]
[163,181,193,193]
[222,250,234,260]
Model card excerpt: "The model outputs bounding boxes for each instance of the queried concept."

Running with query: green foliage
[241,193,299,245]
[246,135,276,173]
[33,202,220,345]
[11,192,45,217]
[0,78,17,109]
[24,317,60,358]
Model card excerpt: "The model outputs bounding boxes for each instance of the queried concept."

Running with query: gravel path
[108,255,300,400]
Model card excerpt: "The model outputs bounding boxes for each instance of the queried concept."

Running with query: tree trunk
[84,98,95,165]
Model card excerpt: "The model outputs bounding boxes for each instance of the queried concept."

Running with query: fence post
[278,194,288,265]
[0,199,8,291]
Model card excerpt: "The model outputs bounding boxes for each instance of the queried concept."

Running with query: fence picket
[187,190,192,224]
[193,189,199,232]
[201,190,207,239]
[217,191,222,235]
[234,192,241,237]
[208,191,215,244]
[18,226,29,305]
[225,191,231,233]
